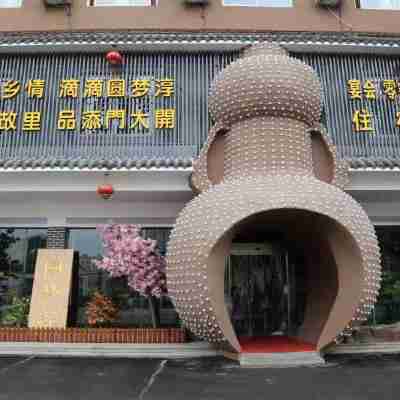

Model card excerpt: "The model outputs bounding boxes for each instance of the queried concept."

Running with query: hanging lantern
[97,184,114,200]
[106,50,123,65]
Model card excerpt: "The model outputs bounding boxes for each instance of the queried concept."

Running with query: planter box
[0,328,186,344]
[373,329,400,342]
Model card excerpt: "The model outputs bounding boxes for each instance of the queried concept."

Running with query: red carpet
[239,336,316,353]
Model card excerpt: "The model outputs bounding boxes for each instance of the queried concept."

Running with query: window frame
[0,227,48,276]
[0,227,48,315]
[66,226,177,327]
[355,0,400,9]
[87,0,157,6]
[0,0,23,8]
[222,0,293,7]
[67,226,172,255]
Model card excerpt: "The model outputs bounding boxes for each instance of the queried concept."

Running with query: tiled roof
[0,30,400,50]
[346,157,400,170]
[0,156,398,170]
[0,157,193,170]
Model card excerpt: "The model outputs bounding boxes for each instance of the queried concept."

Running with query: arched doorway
[214,208,358,353]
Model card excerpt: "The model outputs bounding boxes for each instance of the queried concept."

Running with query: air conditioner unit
[183,0,209,6]
[315,0,341,7]
[43,0,72,7]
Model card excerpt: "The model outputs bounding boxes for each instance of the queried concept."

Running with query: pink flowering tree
[95,224,167,328]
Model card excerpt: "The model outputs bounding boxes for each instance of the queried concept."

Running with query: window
[88,0,156,6]
[68,228,179,328]
[357,0,400,9]
[223,0,293,7]
[368,226,400,326]
[0,228,47,325]
[0,0,22,8]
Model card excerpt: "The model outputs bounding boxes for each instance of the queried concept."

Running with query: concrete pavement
[0,354,399,400]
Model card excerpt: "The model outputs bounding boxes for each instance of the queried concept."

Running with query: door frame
[226,241,293,337]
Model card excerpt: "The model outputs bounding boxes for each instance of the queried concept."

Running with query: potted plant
[1,295,30,328]
[85,291,119,328]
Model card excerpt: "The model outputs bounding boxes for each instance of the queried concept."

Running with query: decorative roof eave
[0,157,400,171]
[0,157,194,171]
[0,166,193,172]
[347,157,400,170]
[1,31,400,55]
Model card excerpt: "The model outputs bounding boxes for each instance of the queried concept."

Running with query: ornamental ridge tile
[0,157,399,170]
[1,31,400,48]
[0,157,194,170]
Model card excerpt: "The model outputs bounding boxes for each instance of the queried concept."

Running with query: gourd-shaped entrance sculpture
[166,43,381,352]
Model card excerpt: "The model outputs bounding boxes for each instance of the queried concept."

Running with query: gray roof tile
[347,157,400,169]
[0,155,398,170]
[0,157,193,170]
[1,31,400,50]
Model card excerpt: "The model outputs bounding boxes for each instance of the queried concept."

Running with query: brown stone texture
[1,1,400,36]
[166,43,381,352]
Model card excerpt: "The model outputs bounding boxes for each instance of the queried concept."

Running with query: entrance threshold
[239,336,315,353]
[224,336,325,367]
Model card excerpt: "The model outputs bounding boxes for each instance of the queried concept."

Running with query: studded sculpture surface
[166,43,381,352]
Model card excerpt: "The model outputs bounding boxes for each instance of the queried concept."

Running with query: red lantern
[106,51,123,65]
[97,184,114,200]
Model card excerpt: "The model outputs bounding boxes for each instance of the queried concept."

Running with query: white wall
[1,169,400,228]
[0,169,192,228]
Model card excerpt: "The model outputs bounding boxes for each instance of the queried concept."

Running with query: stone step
[325,342,400,354]
[239,351,325,367]
[0,342,219,359]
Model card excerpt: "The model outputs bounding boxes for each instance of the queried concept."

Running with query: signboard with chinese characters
[0,77,175,133]
[2,52,400,163]
[347,79,400,133]
[0,52,236,163]
[297,53,400,159]
[28,249,74,329]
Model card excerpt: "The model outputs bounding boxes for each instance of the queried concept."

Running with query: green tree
[378,270,400,324]
[0,229,18,275]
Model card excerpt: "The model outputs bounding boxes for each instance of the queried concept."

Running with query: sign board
[3,52,400,162]
[347,78,400,133]
[0,77,176,133]
[296,53,400,159]
[28,249,74,329]
[0,52,234,162]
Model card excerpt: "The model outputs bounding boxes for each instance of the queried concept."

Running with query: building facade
[1,0,400,351]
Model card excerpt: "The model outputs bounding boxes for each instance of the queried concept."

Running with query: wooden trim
[0,328,186,343]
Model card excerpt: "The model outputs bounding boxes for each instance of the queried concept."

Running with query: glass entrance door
[225,242,296,338]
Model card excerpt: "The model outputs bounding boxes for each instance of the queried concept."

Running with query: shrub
[85,291,119,327]
[1,296,30,327]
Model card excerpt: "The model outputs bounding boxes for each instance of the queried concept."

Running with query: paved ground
[0,354,400,400]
